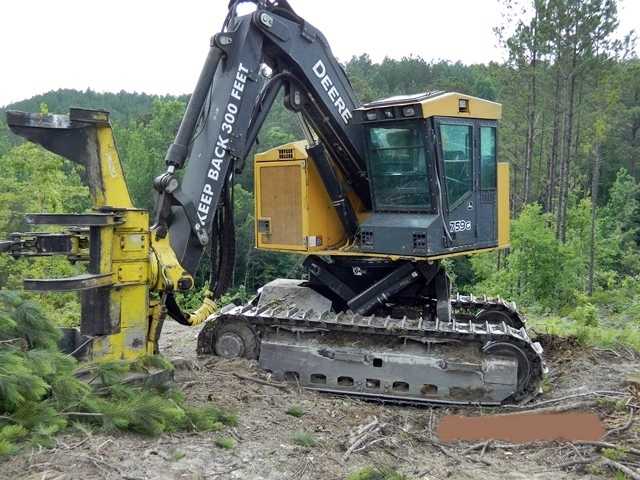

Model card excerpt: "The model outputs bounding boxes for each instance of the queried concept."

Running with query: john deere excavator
[1,0,544,405]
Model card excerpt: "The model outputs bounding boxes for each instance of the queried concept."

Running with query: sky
[1,0,638,107]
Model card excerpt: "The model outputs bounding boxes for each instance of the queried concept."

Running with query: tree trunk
[536,108,545,204]
[573,81,584,190]
[523,49,537,206]
[546,67,562,214]
[557,47,578,243]
[555,84,568,239]
[588,144,601,296]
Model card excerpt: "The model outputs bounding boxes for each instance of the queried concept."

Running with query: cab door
[477,121,498,247]
[436,118,477,247]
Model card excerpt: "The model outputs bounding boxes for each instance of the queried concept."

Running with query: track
[198,291,546,406]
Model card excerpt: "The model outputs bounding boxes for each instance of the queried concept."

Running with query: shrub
[0,292,236,456]
[571,303,598,327]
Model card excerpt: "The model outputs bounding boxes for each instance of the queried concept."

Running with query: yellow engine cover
[254,141,347,253]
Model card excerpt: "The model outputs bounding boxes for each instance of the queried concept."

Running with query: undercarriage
[197,258,545,405]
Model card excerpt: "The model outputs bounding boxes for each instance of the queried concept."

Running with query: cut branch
[502,391,626,410]
[602,408,635,440]
[574,441,640,457]
[232,373,290,392]
[499,400,598,414]
[343,420,381,460]
[600,458,640,480]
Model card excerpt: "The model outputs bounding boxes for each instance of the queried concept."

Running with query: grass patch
[602,447,627,461]
[170,449,185,461]
[291,430,317,447]
[596,398,628,412]
[215,436,236,449]
[614,471,630,480]
[184,404,237,431]
[286,405,304,418]
[346,466,410,480]
[528,314,640,352]
[541,375,553,394]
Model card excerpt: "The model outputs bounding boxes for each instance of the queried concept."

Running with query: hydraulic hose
[164,46,224,169]
[175,173,234,327]
[209,177,235,298]
[187,290,217,326]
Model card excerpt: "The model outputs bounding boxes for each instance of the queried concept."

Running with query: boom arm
[1,0,373,339]
[155,0,370,282]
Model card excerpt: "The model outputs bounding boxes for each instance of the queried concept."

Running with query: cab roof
[357,91,502,121]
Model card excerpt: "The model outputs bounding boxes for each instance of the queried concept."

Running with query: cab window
[480,126,497,189]
[367,123,430,211]
[441,123,472,207]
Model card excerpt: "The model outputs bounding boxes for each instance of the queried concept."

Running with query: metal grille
[361,230,374,247]
[278,148,294,160]
[412,233,427,251]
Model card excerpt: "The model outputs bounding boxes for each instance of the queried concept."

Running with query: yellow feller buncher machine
[1,0,544,405]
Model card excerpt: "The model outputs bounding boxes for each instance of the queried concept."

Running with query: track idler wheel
[212,319,259,360]
[483,341,532,395]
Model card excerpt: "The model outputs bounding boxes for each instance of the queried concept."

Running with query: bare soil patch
[2,322,638,480]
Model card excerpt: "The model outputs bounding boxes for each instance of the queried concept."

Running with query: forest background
[1,0,639,350]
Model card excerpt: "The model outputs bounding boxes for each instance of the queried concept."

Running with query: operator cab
[355,91,507,257]
[253,91,508,260]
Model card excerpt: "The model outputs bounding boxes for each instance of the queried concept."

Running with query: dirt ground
[3,321,639,480]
